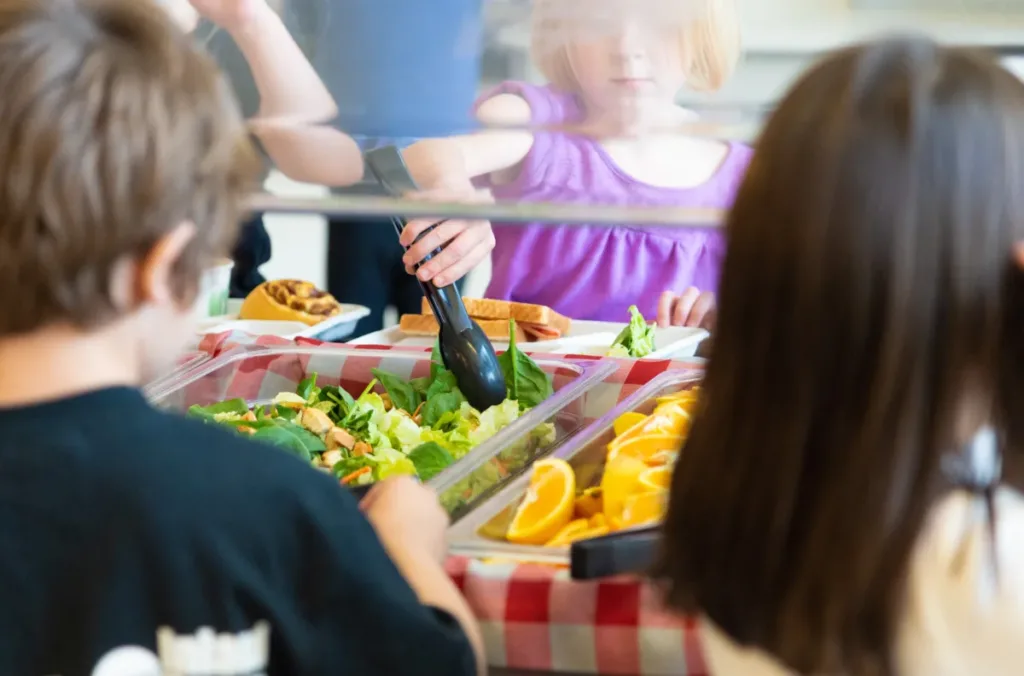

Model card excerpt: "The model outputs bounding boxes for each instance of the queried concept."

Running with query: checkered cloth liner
[446,557,707,675]
[177,331,707,674]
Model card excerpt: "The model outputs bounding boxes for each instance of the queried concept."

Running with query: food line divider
[246,193,725,228]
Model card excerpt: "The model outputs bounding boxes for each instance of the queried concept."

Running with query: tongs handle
[570,525,661,580]
[364,146,471,333]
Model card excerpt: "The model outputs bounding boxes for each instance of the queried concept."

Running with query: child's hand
[187,0,263,31]
[658,288,716,330]
[400,188,496,287]
[361,476,449,564]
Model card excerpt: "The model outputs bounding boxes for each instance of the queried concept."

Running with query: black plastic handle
[364,146,472,333]
[570,525,661,580]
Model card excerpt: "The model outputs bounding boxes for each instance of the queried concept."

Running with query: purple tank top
[477,82,752,322]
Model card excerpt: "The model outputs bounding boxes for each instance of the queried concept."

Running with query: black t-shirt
[0,387,475,676]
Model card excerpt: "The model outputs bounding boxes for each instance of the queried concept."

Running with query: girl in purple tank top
[400,0,751,325]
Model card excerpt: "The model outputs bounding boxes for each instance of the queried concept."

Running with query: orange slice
[619,490,668,529]
[613,411,647,437]
[573,487,604,519]
[546,522,610,547]
[600,453,648,524]
[544,518,591,547]
[507,458,576,545]
[644,449,678,467]
[609,434,685,464]
[639,466,672,491]
[589,513,608,529]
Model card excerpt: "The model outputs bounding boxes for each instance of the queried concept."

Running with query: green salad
[187,321,556,491]
[607,305,657,358]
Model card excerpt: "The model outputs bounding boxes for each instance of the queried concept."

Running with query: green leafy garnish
[609,305,656,358]
[422,390,466,427]
[186,398,249,420]
[372,368,422,414]
[250,422,325,461]
[332,454,374,479]
[497,320,554,409]
[408,442,455,481]
[296,373,320,401]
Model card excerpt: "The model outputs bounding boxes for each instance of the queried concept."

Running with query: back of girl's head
[656,36,1024,675]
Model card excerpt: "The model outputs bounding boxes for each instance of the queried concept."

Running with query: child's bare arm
[190,0,363,186]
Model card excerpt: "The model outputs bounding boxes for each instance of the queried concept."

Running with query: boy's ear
[138,222,197,306]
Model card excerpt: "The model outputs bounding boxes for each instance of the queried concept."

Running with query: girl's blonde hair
[530,0,740,93]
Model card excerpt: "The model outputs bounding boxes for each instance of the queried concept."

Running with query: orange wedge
[644,449,678,467]
[619,490,668,529]
[574,487,604,519]
[589,513,608,529]
[600,452,648,524]
[507,458,576,545]
[613,411,647,437]
[639,466,672,491]
[609,433,685,463]
[544,518,591,547]
[546,524,610,547]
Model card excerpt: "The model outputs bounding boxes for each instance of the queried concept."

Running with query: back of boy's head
[0,0,257,337]
[658,36,1024,675]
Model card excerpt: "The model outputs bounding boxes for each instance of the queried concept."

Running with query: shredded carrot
[340,466,372,485]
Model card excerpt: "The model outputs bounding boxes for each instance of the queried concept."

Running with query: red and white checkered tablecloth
[182,331,708,674]
[446,557,707,675]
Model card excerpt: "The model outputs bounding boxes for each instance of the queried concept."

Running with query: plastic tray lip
[446,367,704,559]
[146,343,610,402]
[426,358,616,492]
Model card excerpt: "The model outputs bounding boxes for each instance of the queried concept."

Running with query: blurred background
[197,0,1024,316]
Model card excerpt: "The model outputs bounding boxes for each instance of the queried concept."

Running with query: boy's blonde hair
[0,0,258,336]
[531,0,740,93]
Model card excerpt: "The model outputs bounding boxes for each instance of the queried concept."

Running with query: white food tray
[349,320,708,359]
[196,299,370,342]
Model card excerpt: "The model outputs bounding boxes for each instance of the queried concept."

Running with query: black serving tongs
[364,146,507,411]
[570,524,661,580]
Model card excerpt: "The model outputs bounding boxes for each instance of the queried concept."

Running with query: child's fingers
[402,219,466,270]
[433,237,495,287]
[657,291,676,327]
[415,222,492,283]
[686,292,716,328]
[399,217,441,248]
[671,288,701,326]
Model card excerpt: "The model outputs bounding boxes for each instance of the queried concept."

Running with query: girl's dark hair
[656,36,1024,676]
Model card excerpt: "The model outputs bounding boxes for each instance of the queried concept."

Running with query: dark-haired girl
[657,36,1024,676]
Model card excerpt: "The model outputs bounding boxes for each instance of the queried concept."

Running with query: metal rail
[246,193,726,228]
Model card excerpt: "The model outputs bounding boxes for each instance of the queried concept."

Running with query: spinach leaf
[332,454,374,479]
[251,423,325,461]
[408,442,455,481]
[296,373,319,401]
[409,376,433,397]
[187,398,249,420]
[371,368,421,413]
[320,386,355,421]
[425,369,459,398]
[430,341,445,379]
[497,320,553,409]
[273,405,298,421]
[421,390,466,428]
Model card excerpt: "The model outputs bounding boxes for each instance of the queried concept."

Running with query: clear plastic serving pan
[446,369,703,563]
[146,344,614,516]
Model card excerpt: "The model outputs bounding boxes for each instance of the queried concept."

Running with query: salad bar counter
[156,332,708,675]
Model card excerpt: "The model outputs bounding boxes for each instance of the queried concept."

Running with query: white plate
[349,320,708,360]
[196,300,370,342]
